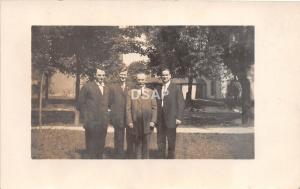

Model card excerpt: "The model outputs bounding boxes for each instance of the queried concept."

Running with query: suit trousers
[134,134,151,159]
[157,116,177,159]
[114,126,125,159]
[85,127,107,159]
[126,128,135,159]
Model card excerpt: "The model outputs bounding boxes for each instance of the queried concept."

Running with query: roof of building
[145,77,208,85]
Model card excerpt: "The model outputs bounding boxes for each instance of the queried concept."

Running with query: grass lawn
[32,129,254,159]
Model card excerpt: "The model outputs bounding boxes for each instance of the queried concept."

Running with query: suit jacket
[77,81,109,129]
[126,87,157,135]
[156,82,185,128]
[109,83,128,128]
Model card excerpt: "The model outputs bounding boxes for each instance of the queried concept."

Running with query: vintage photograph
[31,26,254,159]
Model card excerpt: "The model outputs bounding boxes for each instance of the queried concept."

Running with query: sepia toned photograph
[3,1,300,188]
[31,26,254,159]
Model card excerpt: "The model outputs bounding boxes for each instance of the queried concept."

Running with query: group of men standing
[77,68,184,159]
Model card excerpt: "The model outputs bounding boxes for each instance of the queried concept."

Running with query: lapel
[103,85,107,96]
[157,85,162,103]
[163,82,173,101]
[93,81,107,97]
[92,81,102,97]
[120,83,127,96]
[124,86,129,98]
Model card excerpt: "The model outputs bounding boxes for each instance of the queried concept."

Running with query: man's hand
[128,123,133,128]
[149,122,155,127]
[149,122,155,131]
[176,119,182,125]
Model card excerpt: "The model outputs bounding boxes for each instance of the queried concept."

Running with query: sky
[122,33,149,66]
[122,53,149,66]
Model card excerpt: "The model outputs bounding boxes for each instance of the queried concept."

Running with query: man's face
[161,70,171,84]
[136,73,146,87]
[119,71,128,82]
[96,69,106,83]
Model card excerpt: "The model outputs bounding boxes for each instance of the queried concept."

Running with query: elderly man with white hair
[126,72,157,159]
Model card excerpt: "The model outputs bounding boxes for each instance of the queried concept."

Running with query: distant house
[32,71,232,101]
[145,76,229,100]
[172,77,224,100]
[32,51,236,100]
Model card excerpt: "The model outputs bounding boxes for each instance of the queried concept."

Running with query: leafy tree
[32,27,57,125]
[127,60,149,76]
[123,26,254,124]
[33,26,254,125]
[208,26,254,124]
[32,26,126,102]
[50,26,124,101]
[123,26,224,105]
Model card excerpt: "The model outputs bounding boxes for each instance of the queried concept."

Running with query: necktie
[140,88,143,98]
[99,83,104,95]
[162,85,166,106]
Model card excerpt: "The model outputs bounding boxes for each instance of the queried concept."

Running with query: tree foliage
[51,26,123,78]
[32,26,130,101]
[32,27,57,78]
[127,60,149,76]
[208,26,254,78]
[32,26,254,124]
[32,26,131,78]
[123,26,228,79]
[123,26,254,123]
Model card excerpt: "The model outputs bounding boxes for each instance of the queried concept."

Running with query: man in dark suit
[156,68,184,159]
[77,68,109,159]
[126,73,157,159]
[109,69,131,158]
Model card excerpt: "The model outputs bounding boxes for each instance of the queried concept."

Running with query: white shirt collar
[163,80,171,89]
[97,82,105,87]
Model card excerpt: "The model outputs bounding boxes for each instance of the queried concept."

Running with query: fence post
[74,110,80,125]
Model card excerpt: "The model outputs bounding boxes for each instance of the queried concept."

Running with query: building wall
[179,77,225,100]
[49,72,76,98]
[47,73,227,100]
[172,77,226,100]
[181,85,196,100]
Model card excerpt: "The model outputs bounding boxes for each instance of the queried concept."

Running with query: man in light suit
[126,73,157,159]
[156,68,184,159]
[77,68,109,159]
[109,68,131,158]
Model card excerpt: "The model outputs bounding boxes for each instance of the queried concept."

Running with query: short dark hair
[161,68,171,75]
[136,71,146,77]
[96,68,106,73]
[96,65,106,71]
[119,66,128,73]
[87,67,106,81]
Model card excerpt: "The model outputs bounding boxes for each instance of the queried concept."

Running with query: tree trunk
[75,57,81,103]
[240,76,252,125]
[186,74,193,107]
[74,54,81,125]
[75,72,80,103]
[44,74,49,106]
[39,73,45,126]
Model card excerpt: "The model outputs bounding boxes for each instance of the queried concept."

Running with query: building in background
[172,77,225,100]
[39,73,231,100]
[32,53,235,101]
